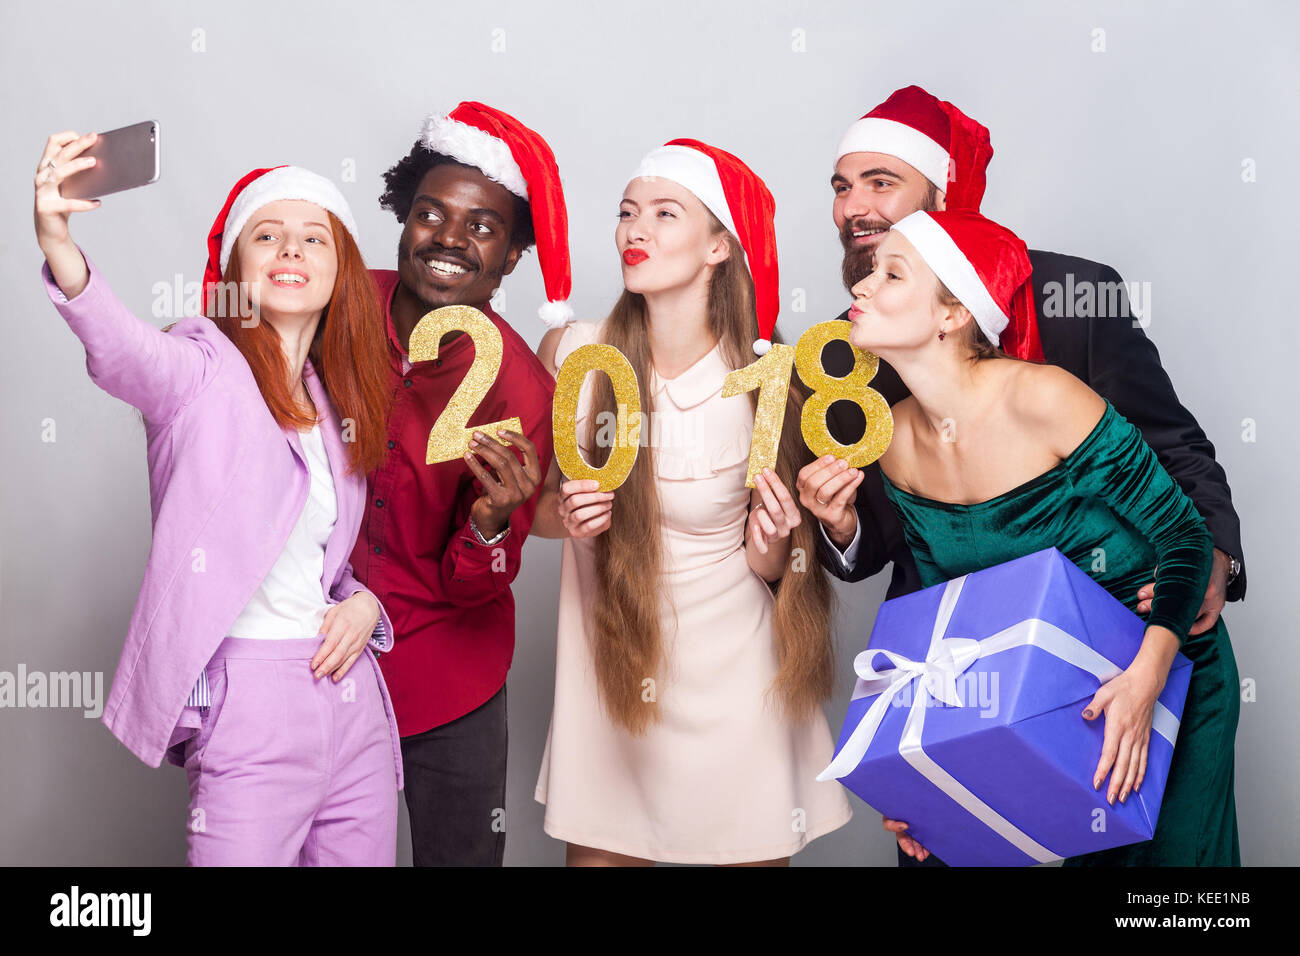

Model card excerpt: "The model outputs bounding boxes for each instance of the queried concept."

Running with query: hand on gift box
[882,816,930,862]
[1082,626,1179,805]
[557,478,615,538]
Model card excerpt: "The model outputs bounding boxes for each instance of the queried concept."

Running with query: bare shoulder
[1008,363,1106,459]
[537,327,566,377]
[538,320,605,378]
[879,395,919,488]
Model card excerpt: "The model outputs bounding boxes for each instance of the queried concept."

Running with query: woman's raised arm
[35,131,220,424]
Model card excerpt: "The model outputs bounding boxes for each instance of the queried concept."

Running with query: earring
[938,330,946,341]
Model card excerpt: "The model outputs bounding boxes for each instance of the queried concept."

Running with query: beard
[838,182,940,292]
[839,236,878,293]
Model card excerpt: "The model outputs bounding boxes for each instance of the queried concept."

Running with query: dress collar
[649,342,729,410]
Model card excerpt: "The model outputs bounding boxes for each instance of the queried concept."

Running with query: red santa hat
[891,210,1044,361]
[835,85,993,212]
[629,139,781,357]
[204,165,359,294]
[420,101,573,328]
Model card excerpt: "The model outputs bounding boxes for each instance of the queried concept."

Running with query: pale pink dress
[534,321,852,863]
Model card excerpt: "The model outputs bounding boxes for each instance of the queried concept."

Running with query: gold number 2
[408,305,522,465]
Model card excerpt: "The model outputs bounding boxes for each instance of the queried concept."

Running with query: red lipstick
[622,248,648,265]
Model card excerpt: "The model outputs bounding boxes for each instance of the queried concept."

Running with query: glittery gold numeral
[721,344,796,488]
[408,305,522,465]
[552,344,641,491]
[795,321,893,467]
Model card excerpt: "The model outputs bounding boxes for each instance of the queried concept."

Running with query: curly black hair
[379,143,536,252]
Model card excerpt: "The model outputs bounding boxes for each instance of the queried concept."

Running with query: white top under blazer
[228,421,338,639]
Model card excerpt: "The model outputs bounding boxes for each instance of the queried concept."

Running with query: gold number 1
[721,344,795,488]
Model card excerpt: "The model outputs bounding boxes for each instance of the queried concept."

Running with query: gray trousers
[399,684,507,867]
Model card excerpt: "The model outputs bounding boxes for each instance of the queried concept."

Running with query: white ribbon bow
[857,636,984,709]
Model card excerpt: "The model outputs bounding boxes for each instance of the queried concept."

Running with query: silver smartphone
[61,120,161,200]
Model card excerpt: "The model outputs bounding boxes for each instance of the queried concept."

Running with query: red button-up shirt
[351,270,556,736]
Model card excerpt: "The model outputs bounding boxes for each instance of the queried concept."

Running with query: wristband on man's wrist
[470,513,509,546]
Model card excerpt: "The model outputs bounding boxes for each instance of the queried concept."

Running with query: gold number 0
[722,321,893,486]
[552,343,641,491]
[408,305,522,464]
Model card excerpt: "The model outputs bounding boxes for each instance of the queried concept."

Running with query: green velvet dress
[881,399,1240,866]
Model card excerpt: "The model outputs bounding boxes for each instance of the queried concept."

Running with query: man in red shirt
[351,103,572,865]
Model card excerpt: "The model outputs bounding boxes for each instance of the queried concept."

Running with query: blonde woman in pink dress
[531,140,852,865]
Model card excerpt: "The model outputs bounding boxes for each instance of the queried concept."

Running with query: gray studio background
[2,0,1296,866]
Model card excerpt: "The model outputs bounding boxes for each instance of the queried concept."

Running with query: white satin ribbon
[817,575,1182,863]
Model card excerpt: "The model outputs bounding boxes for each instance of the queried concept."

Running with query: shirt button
[387,440,396,449]
[374,499,384,508]
[373,545,382,555]
[403,379,413,388]
[463,540,474,549]
[435,359,442,368]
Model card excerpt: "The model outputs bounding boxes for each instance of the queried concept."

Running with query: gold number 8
[795,321,893,467]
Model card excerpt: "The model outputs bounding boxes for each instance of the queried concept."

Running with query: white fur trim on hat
[219,166,359,273]
[892,211,1006,346]
[629,145,737,236]
[835,117,950,192]
[421,114,529,200]
[538,299,574,328]
[627,144,752,276]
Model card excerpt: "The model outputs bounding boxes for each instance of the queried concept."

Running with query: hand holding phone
[34,131,106,298]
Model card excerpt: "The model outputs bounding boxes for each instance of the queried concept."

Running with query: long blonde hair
[585,221,834,735]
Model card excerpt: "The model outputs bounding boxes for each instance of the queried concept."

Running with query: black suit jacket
[816,249,1246,603]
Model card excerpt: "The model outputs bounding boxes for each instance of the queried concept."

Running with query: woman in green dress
[845,209,1239,866]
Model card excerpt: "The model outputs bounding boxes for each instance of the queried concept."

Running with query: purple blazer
[43,250,402,785]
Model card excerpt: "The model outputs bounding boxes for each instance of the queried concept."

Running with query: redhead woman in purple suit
[34,131,402,866]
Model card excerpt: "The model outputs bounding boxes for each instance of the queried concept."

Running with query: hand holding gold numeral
[552,343,641,491]
[408,305,523,465]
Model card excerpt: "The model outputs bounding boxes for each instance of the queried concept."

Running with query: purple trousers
[183,636,402,866]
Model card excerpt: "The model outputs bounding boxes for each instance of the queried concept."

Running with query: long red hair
[205,211,391,475]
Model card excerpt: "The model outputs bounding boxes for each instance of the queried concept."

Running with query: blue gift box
[819,547,1193,866]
